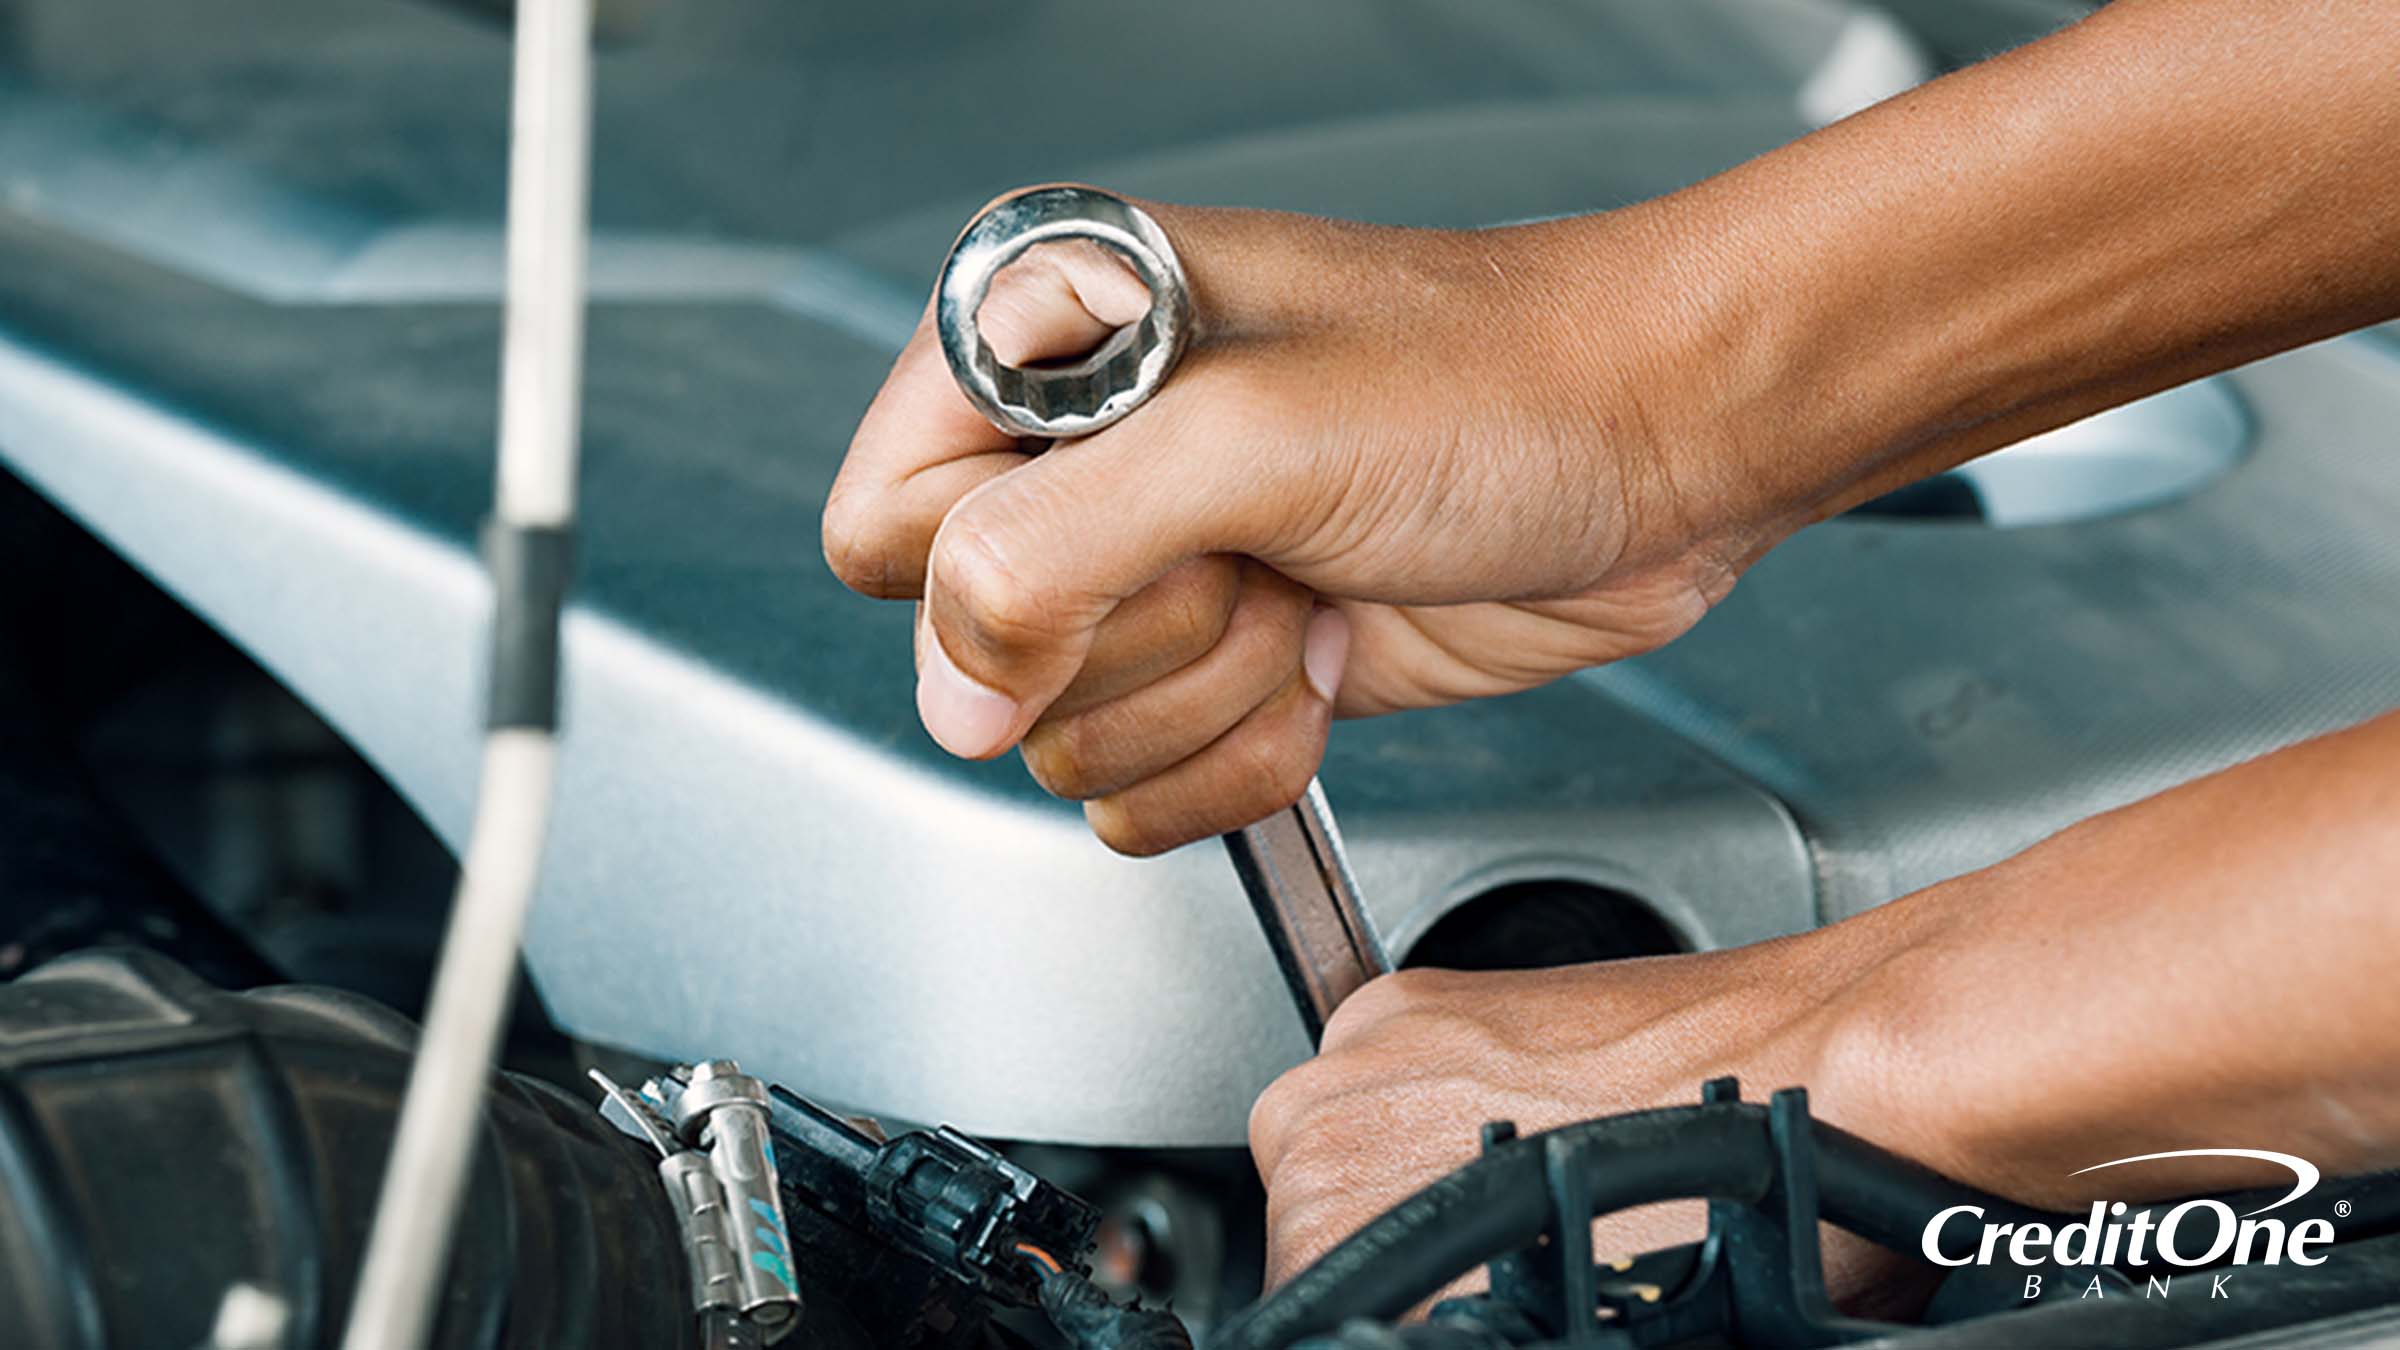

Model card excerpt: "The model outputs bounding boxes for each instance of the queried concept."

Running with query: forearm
[1817,709,2400,1206]
[1555,0,2400,571]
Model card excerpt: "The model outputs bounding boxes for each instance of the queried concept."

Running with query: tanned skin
[823,0,2400,1293]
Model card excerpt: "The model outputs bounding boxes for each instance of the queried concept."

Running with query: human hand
[1242,919,1958,1315]
[824,192,1757,854]
[1243,708,2400,1312]
[826,0,2400,859]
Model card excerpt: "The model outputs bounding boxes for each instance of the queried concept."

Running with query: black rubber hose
[1815,1122,2057,1251]
[1818,1125,2400,1272]
[1212,1095,2400,1349]
[1205,1102,1777,1350]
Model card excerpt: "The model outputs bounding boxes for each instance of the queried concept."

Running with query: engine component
[591,1063,802,1343]
[0,479,282,992]
[759,1082,1102,1308]
[14,949,2400,1350]
[1,949,1118,1350]
[667,1063,804,1332]
[0,949,695,1350]
[1209,1082,2400,1350]
[1402,882,1686,973]
[1031,1258,1197,1350]
[1081,1164,1247,1332]
[590,1056,1129,1348]
[0,715,279,991]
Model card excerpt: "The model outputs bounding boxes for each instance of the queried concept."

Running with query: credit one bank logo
[1919,1150,2337,1299]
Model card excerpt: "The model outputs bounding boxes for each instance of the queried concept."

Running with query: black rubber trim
[482,521,577,731]
[1208,1097,2400,1349]
[1206,1102,1778,1349]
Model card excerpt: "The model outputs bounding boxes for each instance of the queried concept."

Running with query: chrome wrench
[935,186,1392,1044]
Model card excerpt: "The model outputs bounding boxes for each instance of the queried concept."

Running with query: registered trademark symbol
[2335,1200,2354,1218]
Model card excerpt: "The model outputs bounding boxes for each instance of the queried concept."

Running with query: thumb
[914,364,1314,759]
[974,237,1154,367]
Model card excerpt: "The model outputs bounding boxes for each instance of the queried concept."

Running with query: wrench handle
[1221,779,1393,1046]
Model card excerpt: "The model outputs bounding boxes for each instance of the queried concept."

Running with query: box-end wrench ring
[936,185,1192,440]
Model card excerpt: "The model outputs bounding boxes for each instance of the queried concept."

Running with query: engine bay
[6,1,2400,1347]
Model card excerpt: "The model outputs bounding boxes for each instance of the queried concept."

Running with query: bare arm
[1846,707,2400,1207]
[1242,3,2400,1283]
[1251,708,2400,1286]
[826,0,2400,855]
[1588,0,2400,573]
[827,0,2400,1284]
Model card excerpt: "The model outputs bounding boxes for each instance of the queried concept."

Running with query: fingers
[1007,566,1351,857]
[1079,612,1346,856]
[1025,563,1302,788]
[822,240,1147,600]
[824,324,1026,599]
[975,239,1152,366]
[914,357,1319,758]
[1247,973,1500,1292]
[832,190,1380,856]
[1043,556,1246,720]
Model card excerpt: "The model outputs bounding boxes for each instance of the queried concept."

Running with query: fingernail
[1302,606,1350,705]
[917,635,1018,758]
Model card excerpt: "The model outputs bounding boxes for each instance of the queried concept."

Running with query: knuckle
[1267,1213,1344,1287]
[1151,560,1242,664]
[820,488,902,598]
[1266,1145,1350,1213]
[1319,967,1443,1046]
[1234,720,1316,815]
[931,516,1062,650]
[1254,1054,1331,1117]
[1247,1073,1301,1154]
[1020,722,1103,800]
[1318,981,1397,1049]
[1250,1066,1346,1165]
[1085,799,1174,858]
[1402,1004,1503,1061]
[1380,965,1452,1003]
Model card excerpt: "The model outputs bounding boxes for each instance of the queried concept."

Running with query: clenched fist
[823,194,1760,854]
[1243,940,1912,1304]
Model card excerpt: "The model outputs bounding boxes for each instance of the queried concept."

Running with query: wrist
[1518,201,1830,596]
[1775,884,2008,1192]
[1799,873,2142,1211]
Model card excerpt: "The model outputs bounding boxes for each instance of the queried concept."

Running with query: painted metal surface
[6,0,2393,1147]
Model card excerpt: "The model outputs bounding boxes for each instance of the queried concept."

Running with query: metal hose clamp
[593,1062,800,1344]
[935,186,1193,440]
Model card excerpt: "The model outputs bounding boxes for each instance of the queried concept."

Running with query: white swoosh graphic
[2070,1149,2321,1217]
